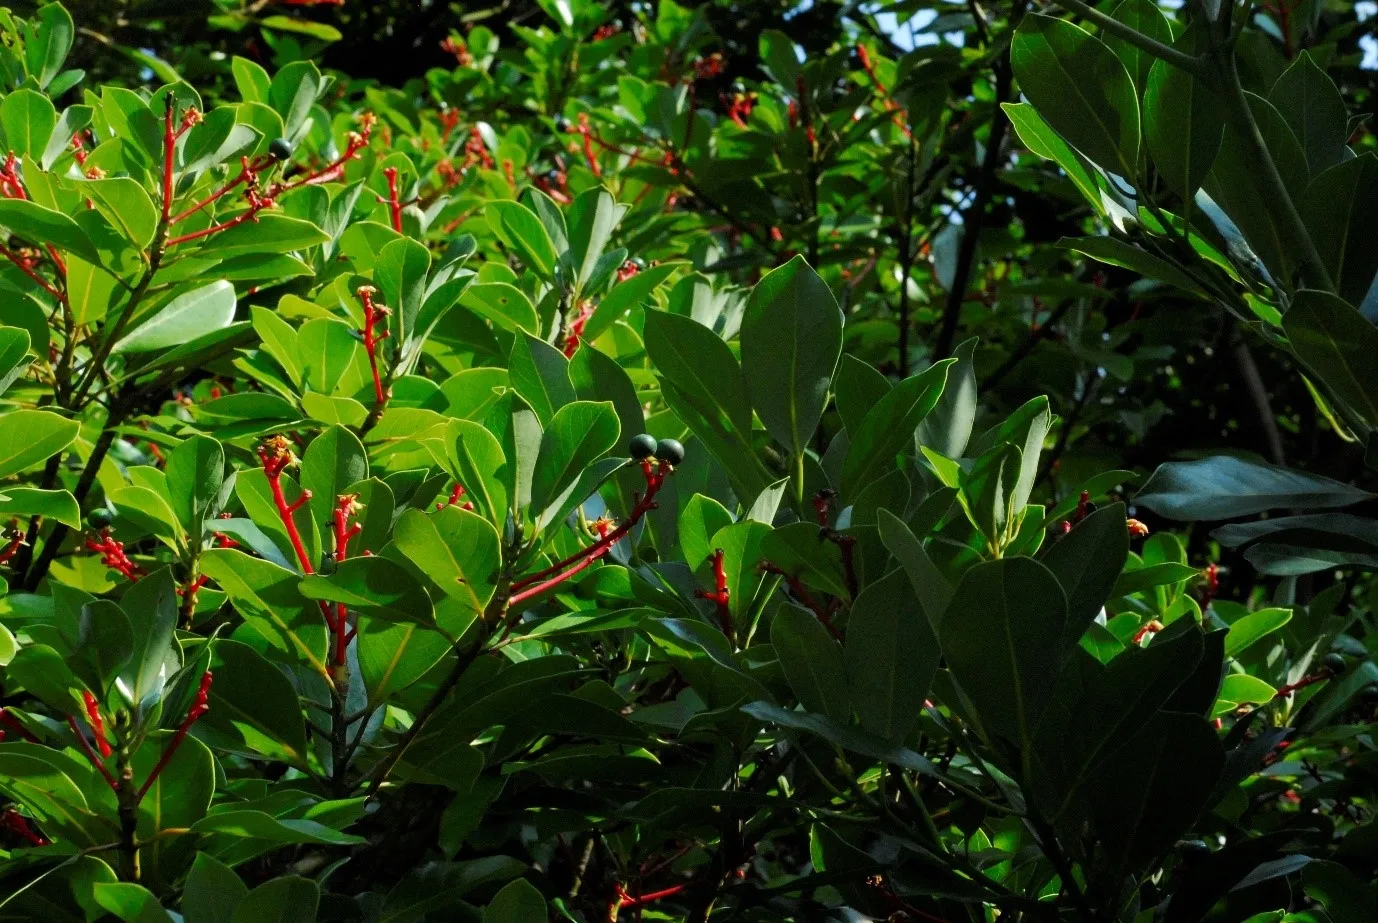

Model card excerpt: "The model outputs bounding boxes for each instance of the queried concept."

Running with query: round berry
[554,116,572,134]
[544,168,562,184]
[1360,683,1378,706]
[87,507,113,528]
[630,256,647,270]
[655,438,685,466]
[268,137,294,161]
[628,433,657,460]
[1323,652,1346,675]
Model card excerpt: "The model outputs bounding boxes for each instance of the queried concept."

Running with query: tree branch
[1044,0,1207,74]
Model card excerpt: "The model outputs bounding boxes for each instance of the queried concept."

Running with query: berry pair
[628,434,684,466]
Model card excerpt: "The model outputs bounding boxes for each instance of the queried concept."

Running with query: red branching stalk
[0,522,26,565]
[170,154,273,225]
[165,186,275,246]
[812,488,835,527]
[616,882,691,909]
[508,460,673,604]
[616,260,641,283]
[1074,490,1091,523]
[0,245,64,303]
[381,166,404,233]
[85,529,146,581]
[1275,661,1344,699]
[1126,518,1150,538]
[160,97,177,223]
[329,494,364,666]
[854,44,913,138]
[761,561,841,641]
[436,482,475,512]
[562,300,595,357]
[1132,619,1164,645]
[438,108,460,141]
[258,436,313,574]
[279,112,376,191]
[357,285,392,411]
[81,691,112,758]
[573,114,604,177]
[0,808,49,846]
[0,708,40,743]
[696,548,732,640]
[136,671,212,801]
[67,715,118,790]
[1200,562,1220,608]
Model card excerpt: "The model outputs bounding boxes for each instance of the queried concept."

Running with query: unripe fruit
[554,116,572,133]
[628,433,657,459]
[630,256,647,270]
[544,168,562,184]
[87,507,113,528]
[655,438,685,466]
[1360,683,1378,706]
[1323,652,1346,675]
[268,137,294,161]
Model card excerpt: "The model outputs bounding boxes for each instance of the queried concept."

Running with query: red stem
[259,442,314,574]
[66,716,118,791]
[358,286,391,410]
[0,708,39,742]
[136,671,211,802]
[161,98,176,223]
[0,246,63,303]
[382,166,404,233]
[170,155,271,225]
[696,548,732,640]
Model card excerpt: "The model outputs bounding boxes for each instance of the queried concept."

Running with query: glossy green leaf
[114,281,237,354]
[1137,455,1372,520]
[0,409,79,479]
[846,568,936,742]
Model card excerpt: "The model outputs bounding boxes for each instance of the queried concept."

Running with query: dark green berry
[1360,683,1378,706]
[554,116,572,133]
[1323,653,1346,675]
[630,256,647,270]
[87,507,114,528]
[544,168,562,184]
[655,438,685,466]
[628,433,658,459]
[268,137,294,161]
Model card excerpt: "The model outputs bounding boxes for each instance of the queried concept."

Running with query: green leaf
[298,317,360,394]
[1136,456,1372,520]
[0,198,101,263]
[0,324,31,395]
[1269,51,1350,177]
[201,548,329,672]
[183,852,248,923]
[740,255,843,457]
[1011,13,1140,177]
[834,355,891,438]
[876,510,952,632]
[230,877,319,923]
[0,486,80,529]
[0,89,56,162]
[357,617,452,710]
[680,494,734,571]
[1002,102,1103,208]
[460,283,540,335]
[487,200,558,280]
[644,308,771,500]
[1111,561,1200,597]
[260,15,343,43]
[584,260,681,341]
[530,400,619,522]
[916,337,977,459]
[483,879,546,923]
[1039,503,1130,656]
[194,214,328,256]
[437,419,509,529]
[92,883,174,923]
[565,186,627,291]
[376,236,432,346]
[25,2,74,88]
[1144,27,1222,198]
[114,281,237,354]
[772,605,850,723]
[509,333,574,425]
[1299,154,1378,307]
[165,435,225,539]
[0,409,79,479]
[300,425,368,535]
[1059,236,1207,296]
[940,557,1069,751]
[85,177,158,250]
[846,568,937,741]
[841,359,953,499]
[1223,607,1292,658]
[1101,0,1174,94]
[116,568,179,710]
[193,809,364,845]
[301,556,435,627]
[198,639,310,767]
[392,506,501,618]
[760,521,850,600]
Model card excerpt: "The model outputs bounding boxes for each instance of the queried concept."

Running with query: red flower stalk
[692,52,725,81]
[438,108,460,141]
[1074,490,1091,523]
[616,260,641,283]
[812,488,835,527]
[170,153,274,225]
[616,882,691,909]
[258,436,313,574]
[0,707,39,743]
[85,529,146,581]
[1127,518,1151,538]
[381,166,404,233]
[508,460,673,604]
[574,113,603,177]
[1200,562,1220,607]
[761,561,841,641]
[329,494,364,665]
[0,808,49,847]
[436,482,474,511]
[280,112,376,190]
[1132,619,1163,644]
[562,300,595,357]
[1,243,65,303]
[66,714,118,790]
[696,548,732,640]
[440,36,473,66]
[853,43,913,138]
[81,691,112,758]
[0,523,26,565]
[724,91,756,128]
[136,671,212,802]
[357,285,392,410]
[166,185,275,246]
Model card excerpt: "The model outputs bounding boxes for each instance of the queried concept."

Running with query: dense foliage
[0,1,1375,920]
